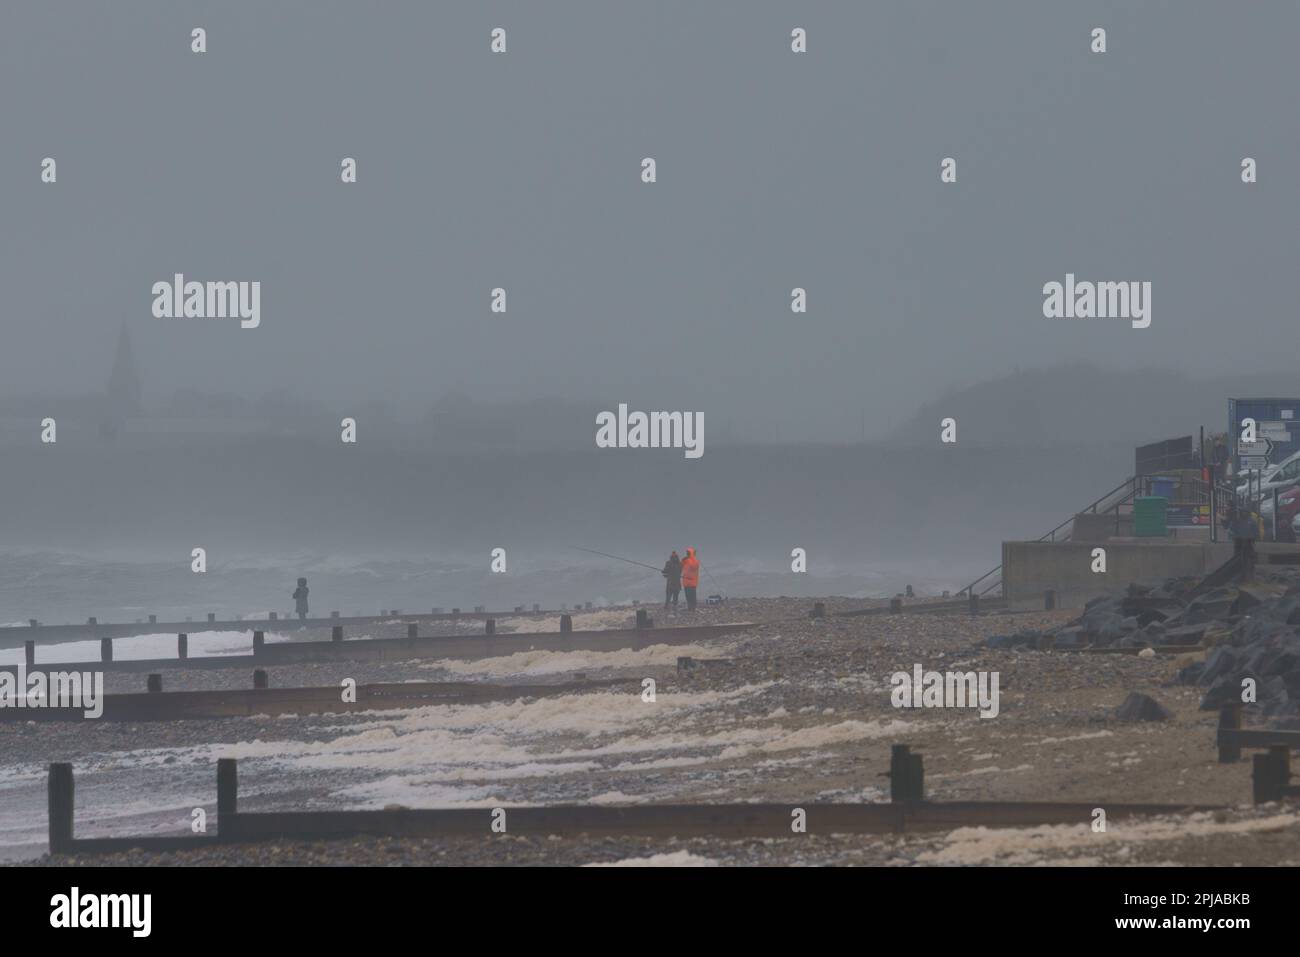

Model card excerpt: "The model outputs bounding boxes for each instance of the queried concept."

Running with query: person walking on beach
[680,547,700,611]
[293,577,310,620]
[662,550,682,609]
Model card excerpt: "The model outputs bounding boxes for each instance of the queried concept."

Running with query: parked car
[1267,485,1300,542]
[1238,451,1300,502]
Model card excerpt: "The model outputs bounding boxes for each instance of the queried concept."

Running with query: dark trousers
[665,584,680,608]
[684,586,697,611]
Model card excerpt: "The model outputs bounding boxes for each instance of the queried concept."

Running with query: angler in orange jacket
[680,547,701,611]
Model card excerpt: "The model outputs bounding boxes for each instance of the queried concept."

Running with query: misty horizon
[6,2,1300,446]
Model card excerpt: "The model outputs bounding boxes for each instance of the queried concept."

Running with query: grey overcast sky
[2,1,1297,442]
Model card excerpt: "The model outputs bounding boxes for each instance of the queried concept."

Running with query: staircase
[959,475,1219,598]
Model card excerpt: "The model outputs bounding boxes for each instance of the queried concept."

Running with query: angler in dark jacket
[293,577,309,620]
[662,552,682,609]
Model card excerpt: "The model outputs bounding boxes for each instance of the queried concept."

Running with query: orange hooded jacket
[680,548,700,588]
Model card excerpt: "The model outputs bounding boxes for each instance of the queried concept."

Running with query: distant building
[0,323,147,444]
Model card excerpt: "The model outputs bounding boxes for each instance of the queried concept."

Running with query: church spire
[107,323,142,413]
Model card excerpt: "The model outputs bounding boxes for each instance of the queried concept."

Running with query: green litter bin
[1133,496,1168,537]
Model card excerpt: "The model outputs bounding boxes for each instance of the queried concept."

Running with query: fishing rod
[568,545,662,573]
[571,545,726,599]
[700,563,725,597]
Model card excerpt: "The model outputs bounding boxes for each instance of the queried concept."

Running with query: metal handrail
[959,475,1142,596]
[957,474,1237,596]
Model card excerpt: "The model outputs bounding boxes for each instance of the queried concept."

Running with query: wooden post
[890,745,914,803]
[208,613,216,623]
[1210,481,1217,543]
[968,593,979,616]
[332,625,343,642]
[100,637,112,662]
[48,763,74,854]
[149,614,157,624]
[1044,589,1056,611]
[1253,750,1287,804]
[1217,703,1242,763]
[485,618,496,635]
[87,616,96,626]
[24,641,34,667]
[451,608,460,617]
[253,669,268,690]
[147,673,162,693]
[269,611,277,621]
[1271,744,1292,782]
[177,633,188,659]
[812,602,826,619]
[889,598,901,614]
[560,614,572,633]
[1268,743,1289,790]
[407,623,418,639]
[636,609,649,629]
[909,752,925,801]
[253,630,265,655]
[216,758,237,831]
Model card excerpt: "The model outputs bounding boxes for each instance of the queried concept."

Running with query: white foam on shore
[584,851,719,867]
[425,642,731,677]
[501,609,634,633]
[588,790,642,805]
[104,686,763,773]
[946,763,1034,778]
[1034,730,1114,746]
[0,788,214,854]
[716,718,913,761]
[0,630,295,666]
[66,680,911,810]
[915,810,1300,865]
